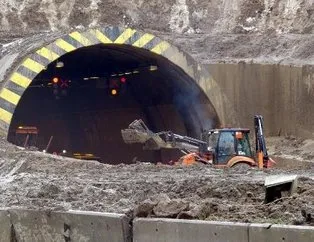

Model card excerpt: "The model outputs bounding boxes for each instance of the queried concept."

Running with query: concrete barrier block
[9,209,131,242]
[133,218,249,242]
[249,223,314,242]
[0,209,10,242]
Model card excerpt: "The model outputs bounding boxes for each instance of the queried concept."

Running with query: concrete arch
[0,26,234,136]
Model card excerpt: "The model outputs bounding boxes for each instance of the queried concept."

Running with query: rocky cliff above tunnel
[1,0,314,35]
[1,0,314,65]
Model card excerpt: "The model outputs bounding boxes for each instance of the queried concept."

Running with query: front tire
[231,162,251,170]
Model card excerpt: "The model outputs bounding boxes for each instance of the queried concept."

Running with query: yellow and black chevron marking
[0,27,186,133]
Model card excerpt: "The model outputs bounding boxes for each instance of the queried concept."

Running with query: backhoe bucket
[121,119,170,150]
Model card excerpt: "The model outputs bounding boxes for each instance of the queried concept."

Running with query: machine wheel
[231,162,251,170]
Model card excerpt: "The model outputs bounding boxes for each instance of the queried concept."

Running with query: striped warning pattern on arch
[0,27,172,129]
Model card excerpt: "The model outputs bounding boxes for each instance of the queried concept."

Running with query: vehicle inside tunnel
[7,44,220,164]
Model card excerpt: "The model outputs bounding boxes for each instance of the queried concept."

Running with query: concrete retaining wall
[207,63,314,138]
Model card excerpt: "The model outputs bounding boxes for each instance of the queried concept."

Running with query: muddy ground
[0,136,313,226]
[0,0,313,228]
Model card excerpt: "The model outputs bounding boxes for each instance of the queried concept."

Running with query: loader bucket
[121,119,171,150]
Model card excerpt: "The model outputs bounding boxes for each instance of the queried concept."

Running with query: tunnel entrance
[7,44,219,164]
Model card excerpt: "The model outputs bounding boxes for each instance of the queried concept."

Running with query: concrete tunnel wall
[0,27,233,140]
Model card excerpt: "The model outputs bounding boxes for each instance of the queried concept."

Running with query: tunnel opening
[7,44,220,164]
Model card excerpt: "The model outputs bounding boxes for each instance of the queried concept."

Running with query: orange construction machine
[121,115,275,168]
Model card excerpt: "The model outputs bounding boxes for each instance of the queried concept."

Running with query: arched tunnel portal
[0,27,229,164]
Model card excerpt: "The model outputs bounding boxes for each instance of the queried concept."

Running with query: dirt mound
[134,177,314,226]
[0,137,313,225]
[268,136,314,165]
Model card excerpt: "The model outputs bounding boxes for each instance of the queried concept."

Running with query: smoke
[173,82,216,137]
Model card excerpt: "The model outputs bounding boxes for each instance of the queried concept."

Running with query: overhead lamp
[111,89,118,96]
[56,61,64,68]
[52,77,59,84]
[90,77,99,79]
[133,70,139,74]
[149,65,158,71]
[83,77,89,80]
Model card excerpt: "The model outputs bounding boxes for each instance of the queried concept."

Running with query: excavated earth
[0,0,314,227]
[0,136,313,226]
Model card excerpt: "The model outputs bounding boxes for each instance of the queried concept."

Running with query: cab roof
[208,128,250,133]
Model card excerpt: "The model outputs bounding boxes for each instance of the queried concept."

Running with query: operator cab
[202,128,253,165]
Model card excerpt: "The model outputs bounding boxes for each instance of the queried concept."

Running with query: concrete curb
[0,209,131,242]
[133,218,314,242]
[1,209,314,242]
[249,223,314,242]
[133,218,249,242]
[0,209,10,241]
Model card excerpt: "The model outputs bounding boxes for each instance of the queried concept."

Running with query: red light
[52,77,59,84]
[120,77,127,83]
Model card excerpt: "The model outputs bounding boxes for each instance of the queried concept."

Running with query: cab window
[207,132,219,149]
[236,133,252,157]
[216,132,235,164]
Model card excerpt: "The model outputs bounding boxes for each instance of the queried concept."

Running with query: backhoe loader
[121,115,275,168]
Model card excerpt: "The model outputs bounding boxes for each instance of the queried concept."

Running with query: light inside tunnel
[7,44,220,164]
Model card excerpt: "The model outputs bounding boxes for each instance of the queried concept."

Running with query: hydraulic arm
[121,119,207,154]
[254,115,270,168]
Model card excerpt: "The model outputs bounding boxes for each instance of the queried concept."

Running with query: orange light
[111,89,118,95]
[52,77,59,84]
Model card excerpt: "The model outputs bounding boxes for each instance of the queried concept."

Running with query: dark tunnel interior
[8,44,220,164]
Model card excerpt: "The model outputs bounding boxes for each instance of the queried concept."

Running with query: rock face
[1,0,314,65]
[0,0,313,35]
